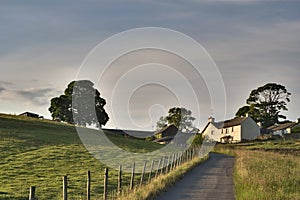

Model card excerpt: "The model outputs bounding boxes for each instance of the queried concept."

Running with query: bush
[191,133,204,147]
[292,126,300,133]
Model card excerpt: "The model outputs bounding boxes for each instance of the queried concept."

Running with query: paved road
[156,153,235,200]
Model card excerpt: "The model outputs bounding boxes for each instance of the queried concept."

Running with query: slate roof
[154,124,178,135]
[19,112,40,118]
[221,117,248,128]
[202,117,248,133]
[267,122,298,132]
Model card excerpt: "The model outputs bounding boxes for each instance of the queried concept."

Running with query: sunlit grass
[0,113,162,199]
[234,150,299,200]
[214,143,300,200]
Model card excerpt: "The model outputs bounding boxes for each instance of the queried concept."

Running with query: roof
[202,117,248,133]
[19,112,39,116]
[19,112,40,118]
[221,117,248,128]
[154,124,178,135]
[267,122,298,132]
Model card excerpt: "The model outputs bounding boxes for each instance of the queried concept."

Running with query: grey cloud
[0,81,12,94]
[0,87,5,93]
[16,88,60,106]
[0,81,13,85]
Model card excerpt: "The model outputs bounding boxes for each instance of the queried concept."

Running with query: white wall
[220,125,242,142]
[241,117,260,140]
[202,123,222,142]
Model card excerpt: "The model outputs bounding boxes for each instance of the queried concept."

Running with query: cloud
[0,0,299,127]
[0,87,5,93]
[15,88,60,106]
[0,81,13,94]
[0,81,13,85]
[0,87,61,106]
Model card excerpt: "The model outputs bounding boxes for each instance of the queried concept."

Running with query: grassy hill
[0,114,162,199]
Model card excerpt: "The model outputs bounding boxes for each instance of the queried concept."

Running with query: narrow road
[156,153,235,200]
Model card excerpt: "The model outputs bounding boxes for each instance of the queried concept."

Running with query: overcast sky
[1,0,299,131]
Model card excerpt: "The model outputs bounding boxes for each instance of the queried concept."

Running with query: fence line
[28,147,202,200]
[87,170,91,200]
[28,186,36,200]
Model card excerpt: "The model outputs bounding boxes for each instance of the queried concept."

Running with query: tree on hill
[49,80,109,128]
[156,107,199,133]
[236,83,291,128]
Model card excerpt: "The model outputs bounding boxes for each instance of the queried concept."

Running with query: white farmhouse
[202,116,260,143]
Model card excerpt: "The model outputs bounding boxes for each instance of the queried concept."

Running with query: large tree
[156,107,199,133]
[49,80,109,128]
[236,83,291,128]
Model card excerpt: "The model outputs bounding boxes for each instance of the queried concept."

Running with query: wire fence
[28,147,202,200]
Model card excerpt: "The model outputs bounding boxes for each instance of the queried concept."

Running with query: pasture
[0,114,162,199]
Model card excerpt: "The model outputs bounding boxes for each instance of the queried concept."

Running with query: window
[226,129,228,134]
[211,130,214,135]
[232,127,234,132]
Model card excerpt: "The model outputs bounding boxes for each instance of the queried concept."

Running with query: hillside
[0,114,161,199]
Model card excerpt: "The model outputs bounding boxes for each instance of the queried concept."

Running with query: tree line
[49,80,292,131]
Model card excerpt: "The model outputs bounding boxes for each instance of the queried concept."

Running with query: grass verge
[234,150,299,200]
[117,155,209,200]
[214,143,300,200]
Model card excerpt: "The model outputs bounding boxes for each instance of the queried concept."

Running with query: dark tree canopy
[49,80,109,128]
[236,83,291,128]
[156,107,199,133]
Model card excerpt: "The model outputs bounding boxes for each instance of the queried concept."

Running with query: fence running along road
[27,147,204,200]
[156,153,235,200]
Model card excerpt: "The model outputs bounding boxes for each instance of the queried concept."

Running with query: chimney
[208,116,215,123]
[257,122,262,127]
[245,113,249,118]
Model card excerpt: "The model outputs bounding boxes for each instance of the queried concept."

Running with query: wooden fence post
[179,152,181,166]
[130,163,135,190]
[180,152,183,165]
[87,171,91,200]
[140,161,147,186]
[103,168,108,200]
[155,158,161,178]
[118,165,122,195]
[175,152,178,168]
[166,155,170,174]
[170,154,174,171]
[160,157,165,175]
[29,186,36,200]
[148,160,154,183]
[193,148,196,158]
[63,176,67,200]
[173,153,177,169]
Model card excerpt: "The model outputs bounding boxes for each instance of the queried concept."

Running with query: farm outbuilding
[19,112,42,119]
[267,120,300,136]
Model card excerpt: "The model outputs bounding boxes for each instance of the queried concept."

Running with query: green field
[0,114,162,199]
[214,140,300,200]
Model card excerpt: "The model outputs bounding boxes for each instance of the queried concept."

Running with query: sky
[0,0,299,131]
